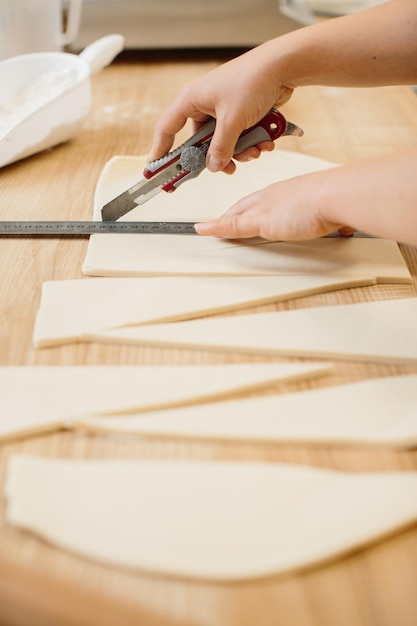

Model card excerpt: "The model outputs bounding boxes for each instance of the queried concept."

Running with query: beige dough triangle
[33,275,375,348]
[77,374,417,448]
[6,455,417,581]
[92,297,417,364]
[0,363,329,442]
[82,152,411,282]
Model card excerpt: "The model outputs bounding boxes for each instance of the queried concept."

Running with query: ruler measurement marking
[0,221,198,236]
[0,222,373,238]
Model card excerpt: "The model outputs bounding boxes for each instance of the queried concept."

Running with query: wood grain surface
[0,49,417,626]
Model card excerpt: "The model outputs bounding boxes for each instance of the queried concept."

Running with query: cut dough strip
[0,363,329,442]
[33,275,376,348]
[91,297,417,364]
[6,455,417,581]
[82,152,410,282]
[83,232,410,281]
[77,374,417,448]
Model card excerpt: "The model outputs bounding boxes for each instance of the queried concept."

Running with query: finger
[195,213,260,239]
[234,141,275,163]
[234,146,261,163]
[259,141,275,153]
[221,161,237,175]
[206,114,246,173]
[338,226,356,237]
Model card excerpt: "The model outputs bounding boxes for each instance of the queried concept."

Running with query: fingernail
[195,222,210,234]
[207,155,224,172]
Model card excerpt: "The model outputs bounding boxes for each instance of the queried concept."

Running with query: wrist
[313,166,349,233]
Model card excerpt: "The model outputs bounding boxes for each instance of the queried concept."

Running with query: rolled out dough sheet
[33,275,375,348]
[93,297,417,364]
[0,363,329,442]
[6,455,417,581]
[82,152,411,282]
[78,374,417,448]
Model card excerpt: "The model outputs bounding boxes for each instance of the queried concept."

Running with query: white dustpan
[0,34,124,168]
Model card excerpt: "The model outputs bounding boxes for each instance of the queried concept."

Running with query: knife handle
[144,109,303,192]
[234,109,289,153]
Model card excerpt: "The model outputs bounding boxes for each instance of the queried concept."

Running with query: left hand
[195,168,348,240]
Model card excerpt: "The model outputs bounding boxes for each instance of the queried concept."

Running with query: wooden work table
[0,50,417,626]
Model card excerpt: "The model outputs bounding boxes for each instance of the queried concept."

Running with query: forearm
[263,0,417,89]
[150,0,417,170]
[320,147,417,245]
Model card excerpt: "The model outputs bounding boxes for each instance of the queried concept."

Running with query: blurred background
[67,0,385,51]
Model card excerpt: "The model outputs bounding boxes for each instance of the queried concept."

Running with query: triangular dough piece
[92,297,417,364]
[82,152,410,282]
[33,275,375,348]
[6,455,417,581]
[0,363,329,442]
[78,374,417,448]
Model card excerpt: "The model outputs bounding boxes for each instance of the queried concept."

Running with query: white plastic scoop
[0,34,124,168]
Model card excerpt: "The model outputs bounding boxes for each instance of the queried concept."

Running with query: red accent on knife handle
[160,172,187,193]
[234,109,287,153]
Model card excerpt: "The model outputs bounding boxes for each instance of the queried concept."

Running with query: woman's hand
[195,168,343,241]
[148,42,294,174]
[195,148,417,247]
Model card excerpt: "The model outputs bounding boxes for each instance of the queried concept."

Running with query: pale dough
[33,275,375,348]
[82,152,411,282]
[0,363,329,442]
[92,297,417,364]
[92,152,336,223]
[6,455,417,581]
[78,374,417,448]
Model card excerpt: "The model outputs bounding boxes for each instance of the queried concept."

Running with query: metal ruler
[0,221,372,238]
[0,221,197,236]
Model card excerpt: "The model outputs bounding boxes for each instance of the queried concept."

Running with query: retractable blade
[101,108,304,222]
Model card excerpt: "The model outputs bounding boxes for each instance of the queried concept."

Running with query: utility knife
[101,109,303,222]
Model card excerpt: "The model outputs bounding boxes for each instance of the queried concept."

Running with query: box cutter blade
[101,109,303,222]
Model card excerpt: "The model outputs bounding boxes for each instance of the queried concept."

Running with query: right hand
[148,42,295,173]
